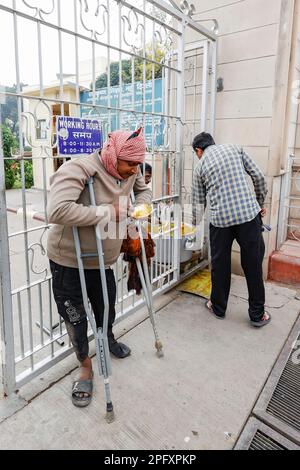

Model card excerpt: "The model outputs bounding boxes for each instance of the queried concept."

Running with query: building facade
[179,0,300,277]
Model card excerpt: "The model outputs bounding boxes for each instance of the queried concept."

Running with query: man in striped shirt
[192,132,271,327]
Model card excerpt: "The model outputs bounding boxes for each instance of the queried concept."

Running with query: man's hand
[110,202,128,222]
[260,207,267,217]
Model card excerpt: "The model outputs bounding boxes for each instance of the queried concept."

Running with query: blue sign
[80,78,164,149]
[56,117,103,155]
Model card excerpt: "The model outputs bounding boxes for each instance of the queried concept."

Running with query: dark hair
[126,127,142,141]
[139,163,152,174]
[192,132,215,151]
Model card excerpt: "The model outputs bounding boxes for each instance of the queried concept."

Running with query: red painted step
[268,239,300,285]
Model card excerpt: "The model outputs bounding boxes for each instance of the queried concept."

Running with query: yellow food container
[152,222,198,264]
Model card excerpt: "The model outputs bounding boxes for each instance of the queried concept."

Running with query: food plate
[130,203,153,219]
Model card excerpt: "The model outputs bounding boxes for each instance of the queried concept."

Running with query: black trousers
[209,214,265,321]
[50,260,116,362]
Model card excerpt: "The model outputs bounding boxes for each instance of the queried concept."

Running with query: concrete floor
[0,275,299,450]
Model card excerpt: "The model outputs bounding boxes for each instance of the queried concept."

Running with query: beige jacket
[47,151,152,269]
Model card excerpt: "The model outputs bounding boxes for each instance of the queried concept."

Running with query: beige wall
[285,0,300,234]
[280,1,300,156]
[180,0,298,277]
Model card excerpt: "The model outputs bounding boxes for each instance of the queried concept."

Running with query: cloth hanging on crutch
[121,224,155,295]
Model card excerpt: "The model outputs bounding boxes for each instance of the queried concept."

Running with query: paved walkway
[0,275,299,450]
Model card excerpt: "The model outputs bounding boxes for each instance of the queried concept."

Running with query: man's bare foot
[76,357,93,398]
[251,311,272,327]
[205,299,225,319]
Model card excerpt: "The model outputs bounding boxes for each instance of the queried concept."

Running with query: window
[36,119,47,140]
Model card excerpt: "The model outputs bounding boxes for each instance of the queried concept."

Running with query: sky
[0,0,173,88]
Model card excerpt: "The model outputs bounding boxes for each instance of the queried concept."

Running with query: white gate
[277,155,300,248]
[0,0,217,395]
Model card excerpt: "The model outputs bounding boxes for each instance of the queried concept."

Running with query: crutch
[72,177,114,423]
[130,192,164,358]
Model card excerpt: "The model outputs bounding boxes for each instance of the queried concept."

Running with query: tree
[1,124,34,189]
[1,124,18,162]
[1,124,18,189]
[93,44,166,90]
[1,83,27,136]
[134,44,165,82]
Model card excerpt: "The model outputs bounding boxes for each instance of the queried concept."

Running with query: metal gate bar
[0,0,217,395]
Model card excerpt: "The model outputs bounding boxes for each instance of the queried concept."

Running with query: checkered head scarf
[100,128,146,180]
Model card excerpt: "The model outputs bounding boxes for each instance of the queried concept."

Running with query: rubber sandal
[205,300,225,320]
[72,372,93,407]
[109,340,131,358]
[250,312,271,328]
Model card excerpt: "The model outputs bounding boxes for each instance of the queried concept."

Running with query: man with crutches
[47,128,151,410]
